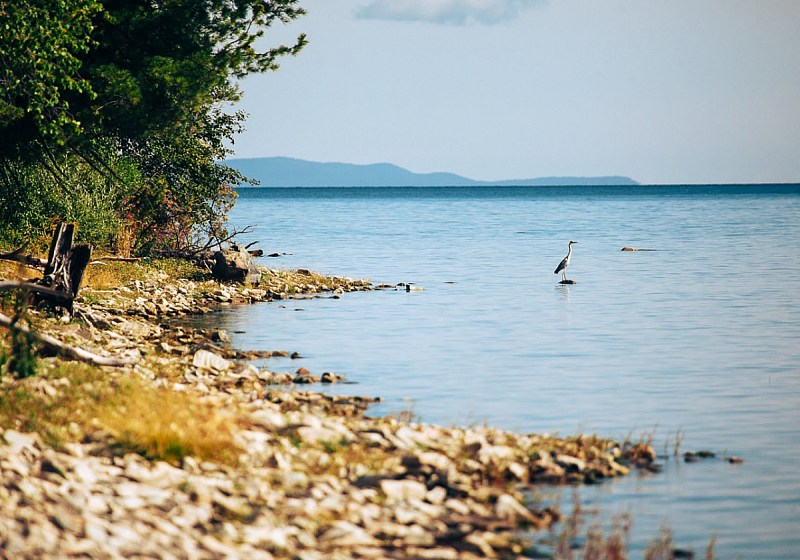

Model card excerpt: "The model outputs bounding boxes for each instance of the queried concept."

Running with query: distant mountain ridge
[228,157,638,187]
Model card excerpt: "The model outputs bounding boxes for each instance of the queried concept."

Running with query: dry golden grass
[0,361,109,447]
[0,360,241,465]
[0,261,41,282]
[82,261,146,291]
[99,380,241,465]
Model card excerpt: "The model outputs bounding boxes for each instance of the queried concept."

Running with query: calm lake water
[212,185,800,558]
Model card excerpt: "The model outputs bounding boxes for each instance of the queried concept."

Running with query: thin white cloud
[355,0,541,25]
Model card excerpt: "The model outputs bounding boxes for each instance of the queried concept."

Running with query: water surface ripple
[210,185,800,558]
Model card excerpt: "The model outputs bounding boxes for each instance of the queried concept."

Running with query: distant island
[227,157,639,187]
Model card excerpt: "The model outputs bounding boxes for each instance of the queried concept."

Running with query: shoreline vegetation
[0,255,708,559]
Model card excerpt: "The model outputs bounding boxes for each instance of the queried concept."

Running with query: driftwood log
[0,244,47,270]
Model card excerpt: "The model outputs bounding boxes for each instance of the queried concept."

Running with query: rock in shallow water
[213,246,262,284]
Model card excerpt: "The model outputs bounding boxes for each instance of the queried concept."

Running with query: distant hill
[227,157,638,187]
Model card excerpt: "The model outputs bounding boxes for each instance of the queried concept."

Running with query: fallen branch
[91,256,141,263]
[0,247,47,270]
[0,311,137,367]
[0,281,70,299]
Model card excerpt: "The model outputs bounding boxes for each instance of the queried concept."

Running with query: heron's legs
[561,269,567,282]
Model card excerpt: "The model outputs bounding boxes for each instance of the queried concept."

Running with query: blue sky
[231,0,800,185]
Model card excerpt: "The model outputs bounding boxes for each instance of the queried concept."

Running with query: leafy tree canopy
[0,0,306,253]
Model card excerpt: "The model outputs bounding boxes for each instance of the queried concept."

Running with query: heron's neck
[567,244,572,257]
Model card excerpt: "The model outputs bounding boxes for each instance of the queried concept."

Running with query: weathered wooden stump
[559,279,577,285]
[0,224,92,312]
[31,223,92,312]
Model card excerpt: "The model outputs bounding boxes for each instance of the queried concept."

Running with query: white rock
[192,349,232,371]
[318,494,347,515]
[479,443,516,465]
[556,454,587,471]
[425,486,447,505]
[115,482,172,507]
[444,498,471,516]
[495,493,538,523]
[212,490,253,518]
[508,462,529,480]
[319,521,380,547]
[409,498,444,518]
[1,454,30,477]
[3,429,41,456]
[419,451,451,471]
[86,494,110,515]
[84,515,109,542]
[171,504,213,528]
[242,525,297,551]
[247,409,286,430]
[26,518,60,553]
[296,425,346,445]
[296,551,324,560]
[404,524,436,546]
[406,547,458,559]
[16,477,42,500]
[107,522,144,552]
[380,479,428,502]
[200,534,240,556]
[128,460,187,488]
[232,363,260,377]
[466,532,496,557]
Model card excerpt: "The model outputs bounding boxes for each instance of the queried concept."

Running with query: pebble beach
[0,261,663,559]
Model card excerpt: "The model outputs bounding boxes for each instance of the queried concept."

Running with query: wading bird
[554,241,577,281]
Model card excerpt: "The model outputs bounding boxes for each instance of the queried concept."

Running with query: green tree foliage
[0,0,101,149]
[0,0,306,252]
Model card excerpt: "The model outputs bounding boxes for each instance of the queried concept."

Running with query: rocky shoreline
[1,260,661,559]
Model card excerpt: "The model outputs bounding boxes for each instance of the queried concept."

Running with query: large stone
[213,245,262,284]
[3,429,42,456]
[296,425,346,445]
[380,479,428,502]
[193,349,232,371]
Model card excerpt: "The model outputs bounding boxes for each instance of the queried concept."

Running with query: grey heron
[554,241,577,281]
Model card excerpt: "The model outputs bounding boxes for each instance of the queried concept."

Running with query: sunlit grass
[0,360,241,465]
[99,381,241,465]
[143,257,208,282]
[0,261,41,282]
[82,260,147,291]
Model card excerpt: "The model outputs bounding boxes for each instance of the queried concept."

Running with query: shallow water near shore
[205,185,800,557]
